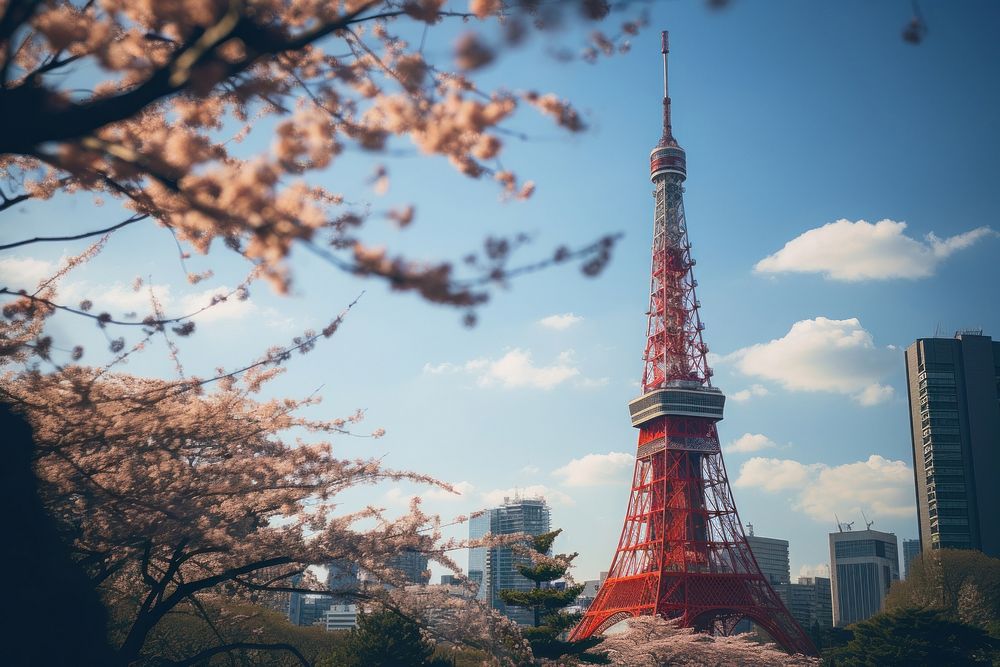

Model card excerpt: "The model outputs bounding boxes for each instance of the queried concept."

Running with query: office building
[745,528,791,586]
[775,577,832,630]
[321,604,358,630]
[470,495,551,625]
[829,529,899,626]
[287,561,359,626]
[288,592,334,626]
[902,538,921,579]
[389,549,431,585]
[469,510,491,601]
[733,529,791,635]
[905,332,1000,557]
[326,560,360,601]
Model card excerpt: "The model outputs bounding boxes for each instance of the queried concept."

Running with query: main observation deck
[627,380,725,427]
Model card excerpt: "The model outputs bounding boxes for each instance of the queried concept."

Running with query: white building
[321,604,358,631]
[829,528,899,626]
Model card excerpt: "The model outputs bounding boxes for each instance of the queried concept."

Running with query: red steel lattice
[568,32,817,657]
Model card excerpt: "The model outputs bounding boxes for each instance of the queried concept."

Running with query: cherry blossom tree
[0,1,648,664]
[598,616,819,667]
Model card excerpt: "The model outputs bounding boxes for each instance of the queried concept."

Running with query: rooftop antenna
[862,510,874,531]
[745,522,754,537]
[835,513,842,533]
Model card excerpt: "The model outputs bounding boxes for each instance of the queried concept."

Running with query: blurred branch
[0,213,148,250]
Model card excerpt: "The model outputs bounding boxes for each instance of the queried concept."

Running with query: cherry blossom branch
[0,279,250,329]
[0,1,383,154]
[0,213,148,250]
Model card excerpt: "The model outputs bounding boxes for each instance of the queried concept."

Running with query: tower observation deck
[568,32,817,657]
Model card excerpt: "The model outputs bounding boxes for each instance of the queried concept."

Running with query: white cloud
[755,219,997,281]
[539,313,583,330]
[0,255,256,325]
[85,282,171,313]
[798,563,830,579]
[578,376,610,389]
[734,455,914,521]
[520,465,540,475]
[721,317,896,406]
[424,348,580,390]
[385,481,475,506]
[730,384,769,403]
[0,256,57,288]
[481,485,575,507]
[725,433,778,455]
[552,452,634,487]
[480,349,579,389]
[734,457,818,492]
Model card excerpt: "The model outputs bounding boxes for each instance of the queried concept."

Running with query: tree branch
[0,213,148,250]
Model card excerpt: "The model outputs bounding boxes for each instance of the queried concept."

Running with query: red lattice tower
[568,32,817,656]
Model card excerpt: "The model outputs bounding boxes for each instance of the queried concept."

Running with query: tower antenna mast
[660,31,673,145]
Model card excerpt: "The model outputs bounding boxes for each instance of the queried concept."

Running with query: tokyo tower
[568,32,817,656]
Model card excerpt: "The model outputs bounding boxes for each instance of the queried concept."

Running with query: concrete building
[745,528,791,586]
[470,495,552,625]
[905,332,1000,557]
[733,528,790,635]
[902,538,921,579]
[775,577,833,630]
[321,604,358,631]
[829,529,899,626]
[389,549,431,585]
[288,593,334,627]
[326,560,360,601]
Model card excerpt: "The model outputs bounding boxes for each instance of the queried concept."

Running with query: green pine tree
[498,529,607,664]
[331,608,452,667]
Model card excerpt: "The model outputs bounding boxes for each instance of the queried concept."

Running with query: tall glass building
[901,538,921,579]
[468,510,491,602]
[829,529,899,626]
[904,332,1000,558]
[468,496,551,625]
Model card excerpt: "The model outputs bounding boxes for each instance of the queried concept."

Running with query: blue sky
[3,1,999,583]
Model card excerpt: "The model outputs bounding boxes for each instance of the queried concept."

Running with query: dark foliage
[823,607,997,666]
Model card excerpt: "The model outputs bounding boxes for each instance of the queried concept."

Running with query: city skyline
[2,2,999,585]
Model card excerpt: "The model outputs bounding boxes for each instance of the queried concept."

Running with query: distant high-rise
[745,531,791,586]
[775,577,833,631]
[471,495,551,625]
[904,332,1000,558]
[902,538,921,579]
[288,561,359,626]
[389,549,431,585]
[326,560,360,601]
[468,510,492,601]
[736,530,791,634]
[829,529,899,626]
